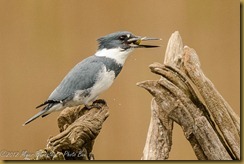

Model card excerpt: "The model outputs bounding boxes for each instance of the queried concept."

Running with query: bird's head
[97,31,160,51]
[95,31,160,65]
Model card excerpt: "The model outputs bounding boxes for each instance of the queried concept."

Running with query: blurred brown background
[0,0,240,160]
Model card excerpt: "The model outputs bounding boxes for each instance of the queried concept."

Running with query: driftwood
[27,99,109,160]
[138,31,240,160]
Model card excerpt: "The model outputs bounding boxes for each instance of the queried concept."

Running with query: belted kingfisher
[23,31,160,125]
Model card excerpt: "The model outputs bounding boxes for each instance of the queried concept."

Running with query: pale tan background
[0,0,240,160]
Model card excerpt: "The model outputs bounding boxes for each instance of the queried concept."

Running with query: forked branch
[138,31,240,160]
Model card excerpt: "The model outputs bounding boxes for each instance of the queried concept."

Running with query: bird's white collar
[95,48,133,65]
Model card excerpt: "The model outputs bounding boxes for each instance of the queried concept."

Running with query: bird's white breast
[83,65,115,104]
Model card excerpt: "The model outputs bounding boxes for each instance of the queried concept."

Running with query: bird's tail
[22,108,49,126]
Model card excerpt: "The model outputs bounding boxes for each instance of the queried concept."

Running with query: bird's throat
[95,48,133,65]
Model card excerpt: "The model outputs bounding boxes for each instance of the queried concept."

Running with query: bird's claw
[85,99,106,109]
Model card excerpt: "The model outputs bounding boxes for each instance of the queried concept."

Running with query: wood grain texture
[138,31,240,160]
[28,99,109,160]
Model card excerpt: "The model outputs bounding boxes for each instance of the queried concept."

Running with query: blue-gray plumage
[23,31,160,125]
[48,56,123,102]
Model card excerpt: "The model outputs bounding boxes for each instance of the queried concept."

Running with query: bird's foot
[93,99,106,105]
[85,99,107,109]
[84,104,94,110]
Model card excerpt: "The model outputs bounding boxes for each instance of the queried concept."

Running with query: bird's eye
[119,35,127,41]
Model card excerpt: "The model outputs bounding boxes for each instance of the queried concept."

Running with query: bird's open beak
[127,36,161,48]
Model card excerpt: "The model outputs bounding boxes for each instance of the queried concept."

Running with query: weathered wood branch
[28,99,109,160]
[141,98,173,160]
[182,47,240,159]
[138,31,240,160]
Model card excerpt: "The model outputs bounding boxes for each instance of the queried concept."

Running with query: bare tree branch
[28,99,109,160]
[139,31,240,160]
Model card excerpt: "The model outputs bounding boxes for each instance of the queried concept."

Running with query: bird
[23,31,160,126]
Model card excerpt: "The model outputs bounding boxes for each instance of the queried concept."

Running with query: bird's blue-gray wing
[47,56,103,101]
